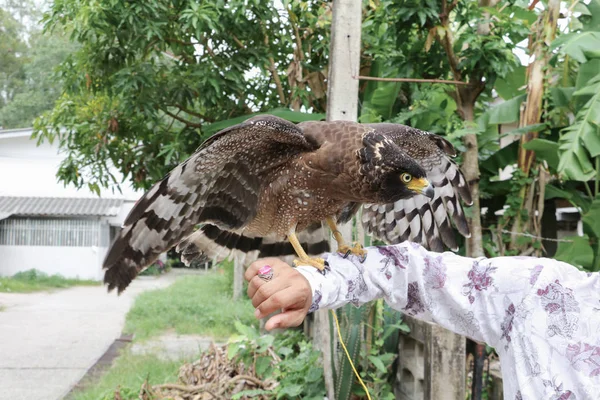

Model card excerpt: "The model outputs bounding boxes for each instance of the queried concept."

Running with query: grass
[0,269,100,293]
[70,268,256,399]
[124,269,256,341]
[67,351,186,400]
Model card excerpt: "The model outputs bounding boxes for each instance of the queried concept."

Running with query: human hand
[245,258,313,331]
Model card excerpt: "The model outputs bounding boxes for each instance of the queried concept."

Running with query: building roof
[0,196,124,220]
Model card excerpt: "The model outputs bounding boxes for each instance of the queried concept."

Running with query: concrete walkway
[0,272,182,400]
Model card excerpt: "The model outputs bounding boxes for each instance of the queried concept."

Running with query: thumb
[265,309,308,331]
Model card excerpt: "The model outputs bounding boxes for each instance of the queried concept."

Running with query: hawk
[103,115,472,292]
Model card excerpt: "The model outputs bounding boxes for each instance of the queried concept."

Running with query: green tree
[35,0,330,192]
[0,0,76,129]
[0,29,77,128]
[0,7,27,113]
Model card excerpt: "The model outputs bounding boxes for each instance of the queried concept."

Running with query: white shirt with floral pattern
[296,242,600,400]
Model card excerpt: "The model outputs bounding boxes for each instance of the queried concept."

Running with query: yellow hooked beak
[407,177,435,199]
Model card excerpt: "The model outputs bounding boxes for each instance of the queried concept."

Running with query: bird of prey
[103,115,471,293]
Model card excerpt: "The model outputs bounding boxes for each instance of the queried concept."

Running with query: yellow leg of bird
[288,229,325,271]
[325,217,367,260]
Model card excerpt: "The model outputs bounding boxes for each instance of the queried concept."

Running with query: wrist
[296,265,328,313]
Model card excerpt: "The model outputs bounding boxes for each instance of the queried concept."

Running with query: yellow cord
[330,309,372,400]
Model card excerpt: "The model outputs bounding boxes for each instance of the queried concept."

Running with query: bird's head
[379,160,434,202]
[360,135,434,203]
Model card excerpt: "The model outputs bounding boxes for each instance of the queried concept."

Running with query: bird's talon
[338,242,368,260]
[294,256,326,271]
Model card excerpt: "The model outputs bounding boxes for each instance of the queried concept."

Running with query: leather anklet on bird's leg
[326,217,367,260]
[287,229,325,270]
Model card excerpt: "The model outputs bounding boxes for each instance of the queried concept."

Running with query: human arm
[246,242,583,348]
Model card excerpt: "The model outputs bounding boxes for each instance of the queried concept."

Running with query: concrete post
[232,253,244,300]
[396,317,466,400]
[313,0,363,398]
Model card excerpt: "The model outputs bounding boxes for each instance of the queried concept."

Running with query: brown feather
[103,116,472,293]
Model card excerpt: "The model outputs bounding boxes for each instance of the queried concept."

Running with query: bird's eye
[401,173,412,183]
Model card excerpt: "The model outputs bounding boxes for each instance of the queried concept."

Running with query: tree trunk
[510,0,560,251]
[518,0,560,174]
[461,102,484,258]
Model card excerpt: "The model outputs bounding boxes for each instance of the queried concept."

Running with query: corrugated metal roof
[0,197,124,220]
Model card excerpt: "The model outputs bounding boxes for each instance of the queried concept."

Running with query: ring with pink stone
[258,265,274,281]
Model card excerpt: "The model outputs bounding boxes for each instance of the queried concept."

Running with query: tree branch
[353,75,469,85]
[438,0,462,82]
[263,31,287,104]
[232,35,245,49]
[528,0,540,11]
[171,104,215,122]
[199,36,216,58]
[161,108,203,128]
[166,37,200,46]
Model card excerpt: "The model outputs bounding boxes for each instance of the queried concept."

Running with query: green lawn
[124,270,256,340]
[0,269,100,293]
[69,269,257,399]
[68,352,185,400]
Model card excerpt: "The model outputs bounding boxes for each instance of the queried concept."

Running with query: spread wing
[361,124,472,251]
[103,115,319,292]
[176,221,330,267]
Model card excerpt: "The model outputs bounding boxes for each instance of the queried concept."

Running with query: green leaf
[521,138,559,170]
[574,2,592,16]
[487,95,526,125]
[544,184,592,213]
[576,60,600,91]
[480,141,519,175]
[234,321,258,340]
[255,356,272,376]
[368,355,387,374]
[277,384,303,398]
[551,87,576,107]
[544,184,572,200]
[306,366,324,383]
[582,199,600,240]
[581,0,600,32]
[551,31,600,63]
[360,60,402,122]
[558,84,600,179]
[495,65,526,100]
[227,341,242,360]
[502,123,547,137]
[582,199,600,271]
[554,235,595,269]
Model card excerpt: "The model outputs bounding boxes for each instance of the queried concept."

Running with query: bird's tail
[176,223,330,267]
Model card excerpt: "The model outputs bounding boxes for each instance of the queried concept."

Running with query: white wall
[0,132,140,200]
[0,245,107,280]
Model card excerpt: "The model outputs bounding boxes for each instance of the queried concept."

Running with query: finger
[265,309,308,330]
[247,274,268,300]
[245,260,265,282]
[255,289,304,318]
[251,279,290,308]
[245,257,281,282]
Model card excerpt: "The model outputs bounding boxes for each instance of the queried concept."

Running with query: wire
[330,309,372,400]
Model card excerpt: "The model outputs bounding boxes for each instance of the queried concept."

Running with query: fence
[0,217,101,247]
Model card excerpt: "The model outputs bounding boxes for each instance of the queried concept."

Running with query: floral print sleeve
[296,242,600,400]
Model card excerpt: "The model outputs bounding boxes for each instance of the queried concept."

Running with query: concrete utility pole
[326,0,362,121]
[312,0,362,398]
